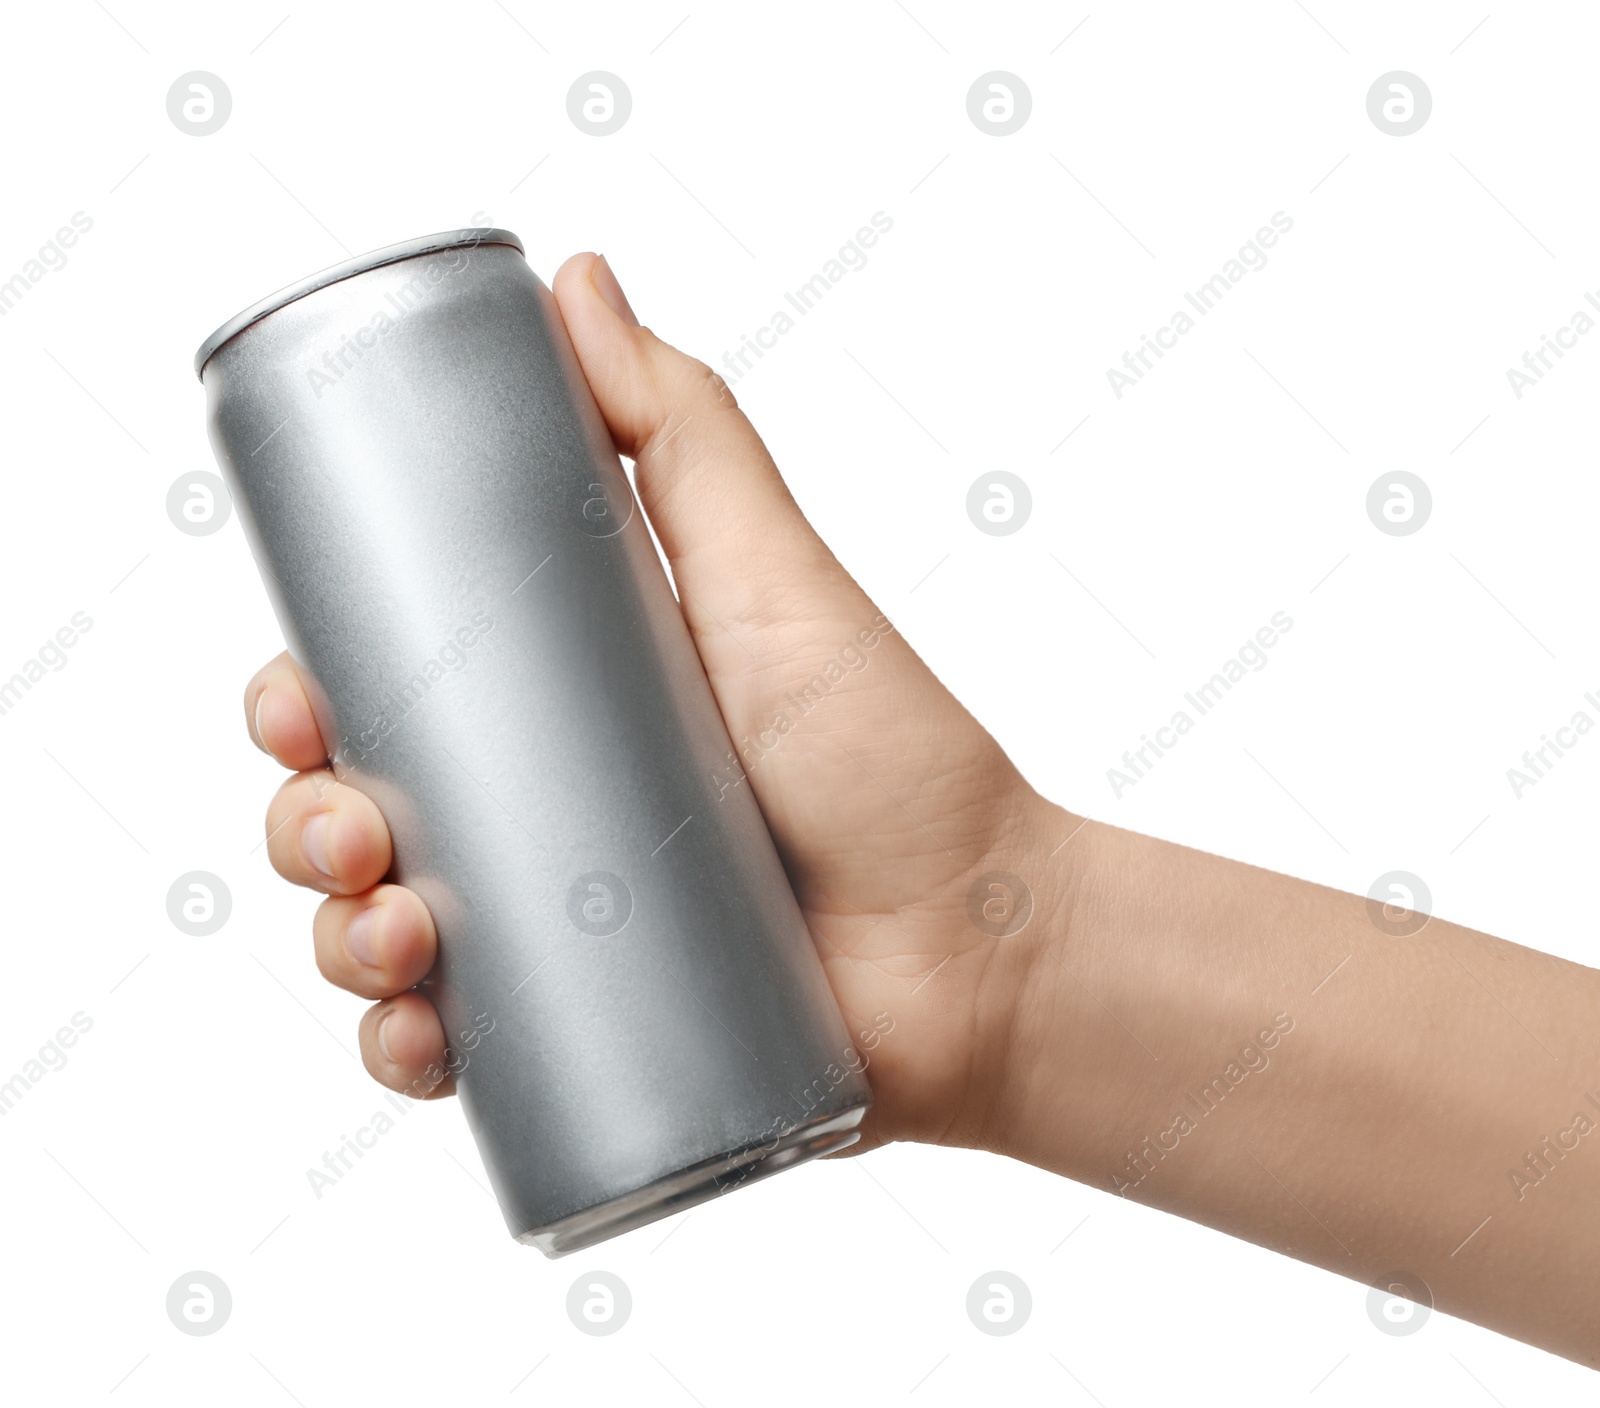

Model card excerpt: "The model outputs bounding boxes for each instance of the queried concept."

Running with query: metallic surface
[197,230,871,1253]
[193,228,526,379]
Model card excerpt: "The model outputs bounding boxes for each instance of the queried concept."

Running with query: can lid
[192,227,526,380]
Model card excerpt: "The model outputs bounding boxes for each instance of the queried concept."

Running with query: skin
[246,252,1600,1368]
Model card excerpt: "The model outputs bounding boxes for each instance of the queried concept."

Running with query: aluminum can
[195,228,870,1254]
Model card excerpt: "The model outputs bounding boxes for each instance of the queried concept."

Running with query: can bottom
[518,1103,869,1257]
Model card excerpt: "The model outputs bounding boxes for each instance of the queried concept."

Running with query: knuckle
[689,355,736,410]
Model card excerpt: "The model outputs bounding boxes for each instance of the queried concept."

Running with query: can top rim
[192,227,526,380]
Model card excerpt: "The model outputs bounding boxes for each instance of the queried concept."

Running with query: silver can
[195,229,870,1254]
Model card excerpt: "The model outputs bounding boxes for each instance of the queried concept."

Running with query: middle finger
[265,770,393,894]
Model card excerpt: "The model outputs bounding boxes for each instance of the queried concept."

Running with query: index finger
[245,651,330,772]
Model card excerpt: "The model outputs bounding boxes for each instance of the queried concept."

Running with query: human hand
[244,250,1068,1157]
[240,252,1600,1367]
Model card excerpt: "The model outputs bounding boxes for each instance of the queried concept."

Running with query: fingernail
[301,812,335,879]
[251,690,270,755]
[377,1008,397,1064]
[347,906,380,968]
[592,255,639,327]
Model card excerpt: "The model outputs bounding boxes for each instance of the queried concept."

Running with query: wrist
[967,792,1142,1178]
[933,787,1109,1161]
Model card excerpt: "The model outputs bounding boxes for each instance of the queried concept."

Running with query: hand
[240,252,1600,1366]
[244,251,1067,1156]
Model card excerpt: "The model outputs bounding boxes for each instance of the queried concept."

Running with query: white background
[1,0,1596,1400]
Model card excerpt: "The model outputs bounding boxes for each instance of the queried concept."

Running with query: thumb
[550,252,861,654]
[549,253,1026,896]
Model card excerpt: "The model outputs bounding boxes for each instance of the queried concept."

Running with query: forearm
[999,797,1600,1367]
